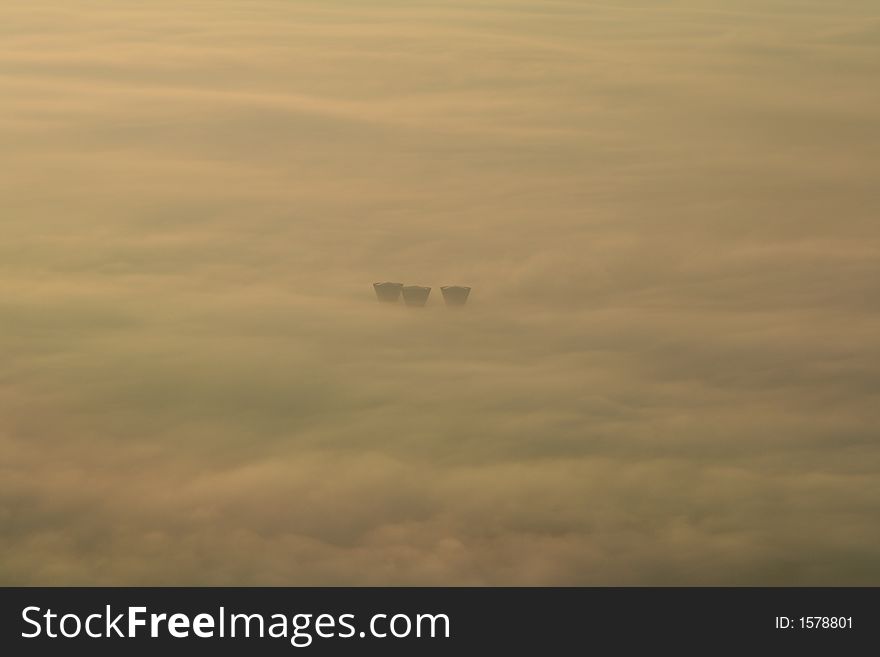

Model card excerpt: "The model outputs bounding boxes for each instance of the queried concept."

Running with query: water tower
[402,285,431,307]
[441,286,471,306]
[373,282,403,303]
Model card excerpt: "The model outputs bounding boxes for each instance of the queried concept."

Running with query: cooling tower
[373,282,403,303]
[441,286,471,306]
[402,285,431,307]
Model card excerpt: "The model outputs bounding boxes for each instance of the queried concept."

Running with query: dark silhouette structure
[441,286,471,306]
[402,285,431,307]
[373,282,403,303]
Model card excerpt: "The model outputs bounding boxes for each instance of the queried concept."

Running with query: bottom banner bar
[0,587,874,654]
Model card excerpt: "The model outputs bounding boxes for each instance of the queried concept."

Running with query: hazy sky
[2,0,879,584]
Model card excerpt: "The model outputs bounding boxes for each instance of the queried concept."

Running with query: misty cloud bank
[1,0,879,584]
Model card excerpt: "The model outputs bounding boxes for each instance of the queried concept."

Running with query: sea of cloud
[1,0,878,584]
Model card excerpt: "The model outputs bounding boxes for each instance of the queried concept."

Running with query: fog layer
[1,0,879,584]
